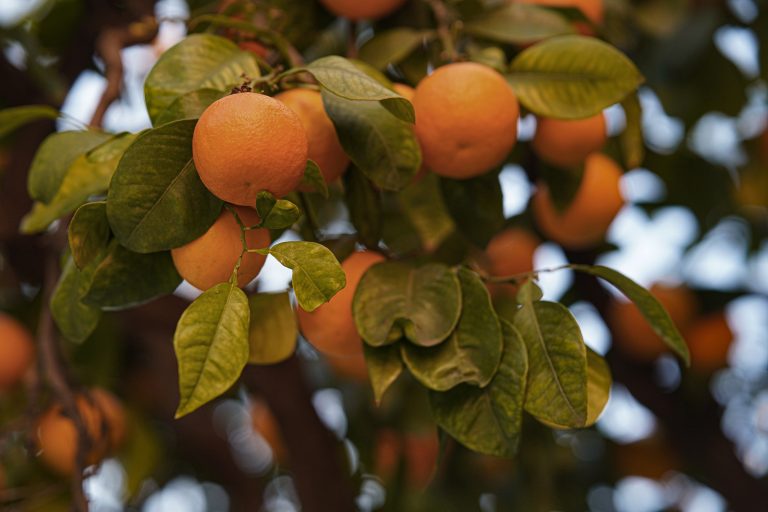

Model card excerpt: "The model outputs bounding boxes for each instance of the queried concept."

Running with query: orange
[275,88,349,185]
[609,284,697,363]
[250,398,287,465]
[515,0,603,26]
[532,152,624,249]
[326,350,369,382]
[614,436,680,480]
[238,41,270,59]
[0,313,35,391]
[374,428,439,489]
[484,228,540,297]
[320,0,407,20]
[171,207,270,291]
[532,113,607,168]
[684,312,733,373]
[193,92,308,204]
[412,62,519,179]
[297,251,385,357]
[36,388,126,476]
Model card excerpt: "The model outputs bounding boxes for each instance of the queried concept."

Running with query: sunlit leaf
[0,105,58,139]
[255,191,302,230]
[248,292,297,365]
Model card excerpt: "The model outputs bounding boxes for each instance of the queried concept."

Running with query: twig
[425,0,459,62]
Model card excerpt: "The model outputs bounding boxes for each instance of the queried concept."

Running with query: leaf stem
[425,0,459,62]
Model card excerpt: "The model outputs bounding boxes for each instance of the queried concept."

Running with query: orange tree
[0,0,766,510]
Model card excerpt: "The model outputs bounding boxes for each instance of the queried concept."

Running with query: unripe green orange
[275,88,349,185]
[412,62,519,179]
[532,152,624,249]
[193,93,309,204]
[532,113,607,168]
[320,0,407,20]
[0,313,35,391]
[297,251,385,357]
[171,207,270,291]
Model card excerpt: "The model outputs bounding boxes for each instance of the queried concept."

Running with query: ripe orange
[275,88,349,186]
[171,207,270,291]
[684,312,733,373]
[0,313,35,391]
[320,0,407,20]
[614,436,681,480]
[484,227,540,297]
[238,41,270,59]
[374,428,439,489]
[609,284,697,363]
[250,398,287,465]
[326,350,369,382]
[193,92,308,204]
[297,251,385,357]
[515,0,603,26]
[36,388,126,476]
[532,113,607,168]
[532,152,624,249]
[412,62,519,179]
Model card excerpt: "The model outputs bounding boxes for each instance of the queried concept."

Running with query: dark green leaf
[20,133,137,234]
[402,268,502,391]
[301,159,329,198]
[359,28,432,71]
[51,255,102,343]
[144,34,260,123]
[464,4,576,45]
[154,88,227,125]
[304,55,414,122]
[68,202,110,270]
[248,292,297,365]
[255,191,302,230]
[440,173,504,248]
[620,93,645,169]
[538,161,584,213]
[0,105,59,139]
[353,262,462,347]
[107,119,223,253]
[82,242,182,310]
[429,319,528,457]
[344,166,382,248]
[174,282,250,417]
[323,90,421,191]
[571,264,690,364]
[363,343,403,404]
[28,130,112,203]
[508,35,644,119]
[398,172,455,251]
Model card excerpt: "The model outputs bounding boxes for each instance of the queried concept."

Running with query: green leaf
[174,282,250,418]
[301,159,329,198]
[507,35,644,119]
[538,161,584,213]
[0,105,59,139]
[620,93,645,169]
[258,241,346,312]
[398,173,455,251]
[515,282,588,427]
[107,119,223,253]
[20,133,138,234]
[247,292,297,365]
[144,34,260,124]
[255,191,302,230]
[570,264,690,364]
[359,28,433,71]
[440,173,505,248]
[82,242,182,310]
[343,166,382,248]
[304,55,414,122]
[402,268,502,391]
[322,90,421,191]
[154,88,227,125]
[51,255,102,343]
[464,4,576,45]
[68,202,110,270]
[28,130,112,203]
[363,343,403,404]
[353,262,462,347]
[429,319,528,457]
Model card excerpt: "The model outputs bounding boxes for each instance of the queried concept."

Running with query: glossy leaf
[255,191,302,230]
[301,159,329,198]
[154,88,227,125]
[571,264,690,364]
[257,241,345,312]
[440,173,504,248]
[401,268,502,391]
[107,119,222,253]
[28,130,112,203]
[429,319,528,457]
[144,34,260,123]
[464,4,576,45]
[248,292,297,365]
[68,202,110,270]
[0,105,58,139]
[508,35,644,119]
[51,255,102,343]
[363,343,403,404]
[20,133,137,233]
[174,282,250,418]
[304,55,414,122]
[82,242,182,310]
[322,90,421,191]
[359,28,432,70]
[353,262,461,347]
[515,282,588,427]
